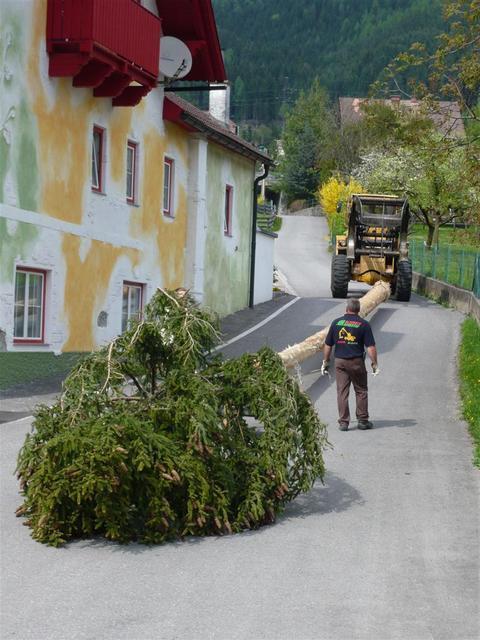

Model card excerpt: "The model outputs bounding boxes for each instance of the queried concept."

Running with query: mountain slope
[212,0,444,124]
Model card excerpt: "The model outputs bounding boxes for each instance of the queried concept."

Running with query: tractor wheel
[331,255,350,298]
[396,259,412,301]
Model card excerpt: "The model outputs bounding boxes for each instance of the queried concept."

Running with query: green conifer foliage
[16,290,328,546]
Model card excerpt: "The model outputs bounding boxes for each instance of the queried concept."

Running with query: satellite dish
[159,37,192,79]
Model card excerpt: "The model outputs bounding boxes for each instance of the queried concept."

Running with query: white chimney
[209,84,230,126]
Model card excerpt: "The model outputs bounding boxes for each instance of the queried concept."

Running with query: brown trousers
[335,357,369,425]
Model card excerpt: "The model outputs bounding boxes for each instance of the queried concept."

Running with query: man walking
[321,298,378,431]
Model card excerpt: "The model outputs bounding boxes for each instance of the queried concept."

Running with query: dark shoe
[338,423,349,431]
[358,420,373,430]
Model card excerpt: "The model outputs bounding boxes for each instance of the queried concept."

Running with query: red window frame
[13,267,47,345]
[92,125,104,193]
[224,184,233,236]
[121,281,144,332]
[126,140,138,204]
[163,157,174,216]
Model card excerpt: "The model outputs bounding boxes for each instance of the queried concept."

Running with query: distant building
[338,96,466,138]
[0,0,272,353]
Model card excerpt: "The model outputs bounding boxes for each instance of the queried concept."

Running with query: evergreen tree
[212,0,444,132]
[279,80,335,202]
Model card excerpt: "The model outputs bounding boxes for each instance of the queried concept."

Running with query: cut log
[279,281,390,369]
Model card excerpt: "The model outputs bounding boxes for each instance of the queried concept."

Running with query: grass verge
[409,224,479,250]
[458,317,480,467]
[0,352,84,391]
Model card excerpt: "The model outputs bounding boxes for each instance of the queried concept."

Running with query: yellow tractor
[331,194,412,301]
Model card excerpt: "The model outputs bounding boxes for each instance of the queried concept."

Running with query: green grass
[0,352,85,391]
[257,213,283,233]
[409,239,479,292]
[271,216,283,233]
[409,224,479,250]
[458,318,480,468]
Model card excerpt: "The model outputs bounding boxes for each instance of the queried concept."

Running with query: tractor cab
[332,194,412,301]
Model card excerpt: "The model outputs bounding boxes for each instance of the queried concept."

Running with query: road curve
[274,214,366,298]
[1,216,478,640]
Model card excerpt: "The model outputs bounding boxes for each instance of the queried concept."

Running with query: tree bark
[432,217,441,250]
[425,219,436,249]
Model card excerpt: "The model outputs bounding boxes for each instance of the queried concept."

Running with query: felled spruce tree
[16,289,328,546]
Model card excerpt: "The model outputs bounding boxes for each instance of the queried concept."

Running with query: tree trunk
[426,223,435,249]
[279,281,391,369]
[432,218,441,250]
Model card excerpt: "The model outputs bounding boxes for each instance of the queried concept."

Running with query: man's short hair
[346,299,360,313]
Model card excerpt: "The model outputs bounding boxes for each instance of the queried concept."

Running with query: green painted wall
[203,144,254,316]
[0,137,8,202]
[0,219,39,283]
[0,7,40,283]
[1,9,39,208]
[14,100,39,211]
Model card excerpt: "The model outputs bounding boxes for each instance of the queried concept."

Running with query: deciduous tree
[375,0,480,150]
[353,141,479,247]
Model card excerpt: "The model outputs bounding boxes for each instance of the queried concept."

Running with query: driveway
[1,215,478,639]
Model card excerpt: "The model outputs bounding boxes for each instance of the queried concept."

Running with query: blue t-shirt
[325,314,375,359]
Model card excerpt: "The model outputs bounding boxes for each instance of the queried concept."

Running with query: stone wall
[413,272,480,324]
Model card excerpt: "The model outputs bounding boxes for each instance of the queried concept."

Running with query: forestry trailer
[331,194,412,301]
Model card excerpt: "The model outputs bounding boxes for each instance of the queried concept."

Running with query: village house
[338,96,466,138]
[0,0,273,353]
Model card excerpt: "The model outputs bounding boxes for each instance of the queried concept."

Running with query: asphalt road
[1,215,479,640]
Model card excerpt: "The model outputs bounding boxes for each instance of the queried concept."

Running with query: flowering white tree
[353,143,479,248]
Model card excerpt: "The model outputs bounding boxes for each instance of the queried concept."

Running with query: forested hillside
[212,0,444,125]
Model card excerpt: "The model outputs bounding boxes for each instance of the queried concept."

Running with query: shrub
[317,176,365,234]
[16,289,328,545]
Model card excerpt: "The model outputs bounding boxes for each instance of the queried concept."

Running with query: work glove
[320,360,330,376]
[371,364,380,377]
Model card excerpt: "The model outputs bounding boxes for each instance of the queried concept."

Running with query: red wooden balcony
[47,0,161,106]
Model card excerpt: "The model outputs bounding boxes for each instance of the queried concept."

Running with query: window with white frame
[224,185,233,236]
[14,268,46,342]
[163,157,174,216]
[126,140,137,204]
[92,126,104,192]
[121,282,144,332]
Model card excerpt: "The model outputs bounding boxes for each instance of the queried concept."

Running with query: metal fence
[329,236,480,297]
[409,239,480,297]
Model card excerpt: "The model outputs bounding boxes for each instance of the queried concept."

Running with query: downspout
[249,163,270,308]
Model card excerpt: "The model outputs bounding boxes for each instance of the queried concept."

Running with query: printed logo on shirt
[339,327,357,343]
[336,319,362,328]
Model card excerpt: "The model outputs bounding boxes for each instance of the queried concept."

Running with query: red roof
[164,94,272,164]
[156,0,226,82]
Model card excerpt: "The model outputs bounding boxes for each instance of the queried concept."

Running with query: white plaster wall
[0,0,192,353]
[0,222,67,352]
[85,87,168,245]
[0,0,258,351]
[185,135,208,302]
[0,208,160,352]
[254,231,275,305]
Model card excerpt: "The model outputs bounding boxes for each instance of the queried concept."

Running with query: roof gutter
[249,163,270,308]
[180,113,271,164]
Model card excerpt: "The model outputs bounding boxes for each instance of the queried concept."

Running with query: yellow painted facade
[61,235,140,351]
[28,1,91,225]
[13,0,192,351]
[1,0,265,353]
